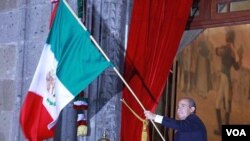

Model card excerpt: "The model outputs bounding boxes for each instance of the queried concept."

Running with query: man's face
[176,99,194,120]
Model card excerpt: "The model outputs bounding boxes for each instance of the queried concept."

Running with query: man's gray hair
[183,97,196,113]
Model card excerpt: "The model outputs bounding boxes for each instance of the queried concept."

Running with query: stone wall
[0,0,50,140]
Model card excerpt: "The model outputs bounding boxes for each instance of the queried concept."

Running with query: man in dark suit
[144,97,207,141]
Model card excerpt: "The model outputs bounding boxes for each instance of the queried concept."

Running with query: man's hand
[144,111,156,120]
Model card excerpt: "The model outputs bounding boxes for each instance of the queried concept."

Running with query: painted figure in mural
[144,97,207,141]
[196,40,213,98]
[214,29,242,135]
[181,46,192,94]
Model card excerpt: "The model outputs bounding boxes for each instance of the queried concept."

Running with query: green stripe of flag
[47,0,111,96]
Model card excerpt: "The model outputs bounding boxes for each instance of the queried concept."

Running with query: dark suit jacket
[161,114,207,141]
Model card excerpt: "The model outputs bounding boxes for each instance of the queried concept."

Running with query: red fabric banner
[121,0,192,141]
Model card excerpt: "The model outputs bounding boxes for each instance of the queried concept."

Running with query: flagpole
[91,37,166,141]
[63,1,166,140]
[90,35,167,141]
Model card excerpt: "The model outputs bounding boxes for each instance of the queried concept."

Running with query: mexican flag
[19,0,111,140]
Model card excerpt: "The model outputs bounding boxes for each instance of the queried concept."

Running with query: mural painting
[176,24,250,141]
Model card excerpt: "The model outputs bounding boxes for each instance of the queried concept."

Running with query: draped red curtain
[121,0,192,141]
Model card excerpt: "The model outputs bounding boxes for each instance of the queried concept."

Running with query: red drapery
[121,0,192,141]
